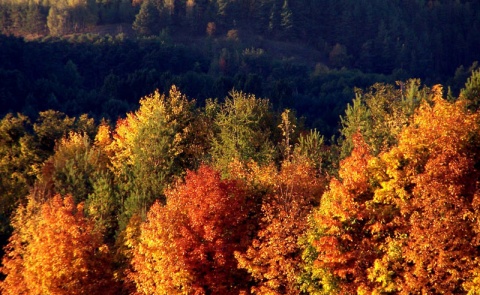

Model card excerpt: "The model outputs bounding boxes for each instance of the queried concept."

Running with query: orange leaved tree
[379,87,480,293]
[130,165,251,295]
[235,157,325,295]
[300,133,378,294]
[302,86,480,294]
[0,194,116,295]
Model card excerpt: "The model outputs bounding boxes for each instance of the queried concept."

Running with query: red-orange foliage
[305,87,480,294]
[308,133,377,293]
[236,158,325,295]
[130,165,251,295]
[0,194,116,295]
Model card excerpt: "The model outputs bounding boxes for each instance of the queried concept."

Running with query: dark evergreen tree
[24,4,46,35]
[268,1,280,36]
[132,0,159,36]
[280,0,293,39]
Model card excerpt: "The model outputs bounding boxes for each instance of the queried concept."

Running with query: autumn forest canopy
[2,0,480,294]
[0,74,479,294]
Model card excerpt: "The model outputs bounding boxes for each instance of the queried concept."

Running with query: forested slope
[0,32,396,137]
[2,0,480,76]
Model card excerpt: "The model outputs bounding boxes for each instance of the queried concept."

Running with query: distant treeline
[1,32,407,137]
[1,0,480,78]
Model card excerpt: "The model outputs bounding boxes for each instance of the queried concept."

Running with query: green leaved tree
[211,90,276,173]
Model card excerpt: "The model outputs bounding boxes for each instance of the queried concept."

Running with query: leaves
[236,157,325,295]
[0,194,116,295]
[340,80,428,157]
[211,90,275,172]
[108,86,202,227]
[0,113,37,239]
[130,165,251,295]
[383,86,480,294]
[3,80,480,295]
[303,85,480,294]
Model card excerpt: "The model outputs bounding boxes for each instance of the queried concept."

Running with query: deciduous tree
[51,131,108,203]
[0,114,37,245]
[300,133,376,294]
[130,165,251,295]
[236,157,325,295]
[108,86,202,228]
[0,194,116,295]
[302,86,480,294]
[379,87,480,294]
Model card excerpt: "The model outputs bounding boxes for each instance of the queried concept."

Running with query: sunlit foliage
[236,157,325,295]
[302,86,480,294]
[211,90,275,173]
[108,86,203,227]
[340,79,429,157]
[130,165,251,295]
[0,194,116,295]
[1,73,480,295]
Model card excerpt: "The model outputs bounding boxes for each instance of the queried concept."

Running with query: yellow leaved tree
[107,86,209,229]
[0,194,116,295]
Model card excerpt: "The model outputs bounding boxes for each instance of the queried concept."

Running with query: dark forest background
[1,0,479,137]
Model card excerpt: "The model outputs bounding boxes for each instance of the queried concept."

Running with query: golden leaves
[0,194,116,295]
[304,91,480,294]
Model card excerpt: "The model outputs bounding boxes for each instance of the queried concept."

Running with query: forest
[1,73,480,294]
[2,0,480,294]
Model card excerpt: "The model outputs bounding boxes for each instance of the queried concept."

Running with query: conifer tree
[108,86,202,228]
[280,0,293,38]
[268,1,280,36]
[339,79,428,157]
[460,68,480,111]
[133,0,158,36]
